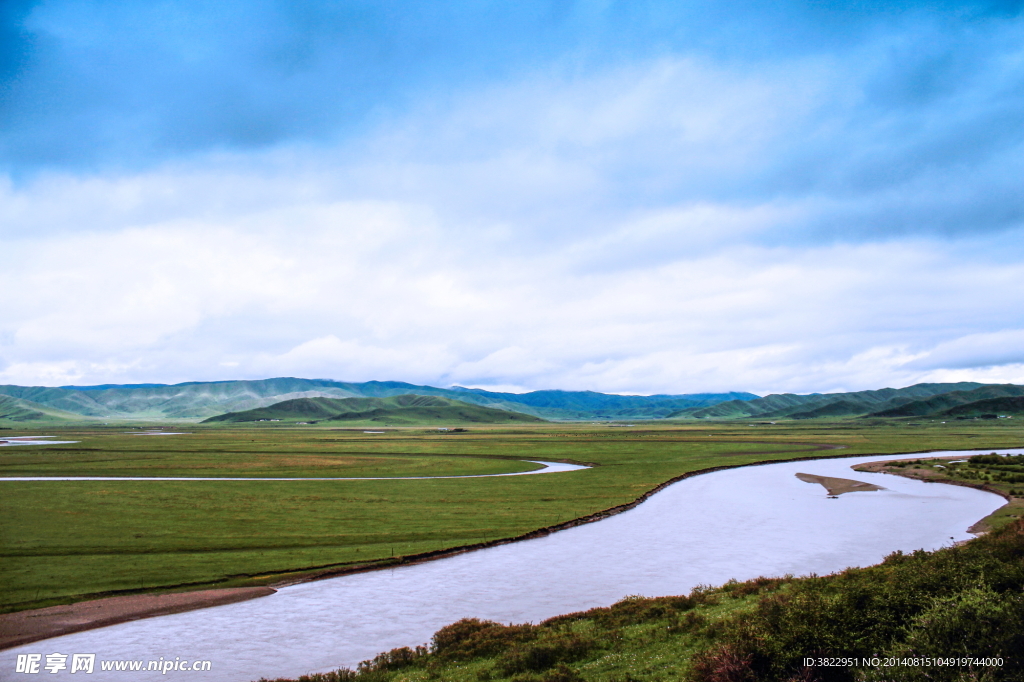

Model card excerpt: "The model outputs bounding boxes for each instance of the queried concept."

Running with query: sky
[1,0,1022,395]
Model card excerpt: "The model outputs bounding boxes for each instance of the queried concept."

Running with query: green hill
[867,384,1024,417]
[939,396,1024,418]
[0,395,81,422]
[201,394,547,425]
[675,393,823,419]
[669,382,996,420]
[449,387,758,420]
[786,399,869,419]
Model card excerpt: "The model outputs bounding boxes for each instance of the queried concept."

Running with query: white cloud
[916,364,1024,386]
[1,48,1022,393]
[906,330,1024,371]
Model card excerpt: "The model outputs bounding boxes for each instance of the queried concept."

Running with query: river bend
[2,449,1016,681]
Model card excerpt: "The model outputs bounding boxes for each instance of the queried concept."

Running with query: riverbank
[2,446,1008,656]
[0,587,275,650]
[258,517,1024,682]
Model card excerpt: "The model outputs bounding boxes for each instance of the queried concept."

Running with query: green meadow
[1,419,1022,613]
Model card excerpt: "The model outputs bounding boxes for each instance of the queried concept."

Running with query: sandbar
[796,472,883,495]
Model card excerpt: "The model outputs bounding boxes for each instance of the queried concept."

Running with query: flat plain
[2,419,1022,614]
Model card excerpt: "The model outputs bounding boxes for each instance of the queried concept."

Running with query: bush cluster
[688,520,1024,682]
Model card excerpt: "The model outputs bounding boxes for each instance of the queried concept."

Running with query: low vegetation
[255,519,1024,682]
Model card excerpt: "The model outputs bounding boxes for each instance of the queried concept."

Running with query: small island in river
[795,472,883,495]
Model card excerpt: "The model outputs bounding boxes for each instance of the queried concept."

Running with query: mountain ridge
[0,379,755,421]
[5,378,1020,423]
[866,385,1024,418]
[668,382,1000,420]
[201,395,546,425]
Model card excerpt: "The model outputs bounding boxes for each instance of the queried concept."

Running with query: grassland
[1,419,1023,615]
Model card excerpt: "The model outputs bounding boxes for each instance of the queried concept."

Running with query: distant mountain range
[1,378,1019,423]
[670,382,1024,420]
[0,378,756,422]
[202,395,545,425]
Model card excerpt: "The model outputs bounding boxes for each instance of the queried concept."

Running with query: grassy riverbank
[258,518,1024,682]
[2,420,1022,613]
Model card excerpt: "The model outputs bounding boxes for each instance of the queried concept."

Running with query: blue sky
[1,0,1022,394]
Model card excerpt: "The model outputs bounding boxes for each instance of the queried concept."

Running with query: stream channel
[3,448,1018,681]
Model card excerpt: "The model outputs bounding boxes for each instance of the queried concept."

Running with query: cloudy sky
[1,0,1022,395]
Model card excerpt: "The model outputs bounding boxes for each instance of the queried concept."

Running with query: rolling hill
[201,395,546,425]
[668,382,1006,420]
[0,379,755,421]
[866,384,1024,418]
[0,395,82,422]
[939,396,1024,418]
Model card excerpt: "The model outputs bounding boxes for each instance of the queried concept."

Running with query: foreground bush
[689,520,1024,682]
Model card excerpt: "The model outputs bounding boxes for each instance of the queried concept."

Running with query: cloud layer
[1,1,1022,393]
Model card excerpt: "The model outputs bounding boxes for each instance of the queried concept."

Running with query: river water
[0,460,586,481]
[2,449,1016,681]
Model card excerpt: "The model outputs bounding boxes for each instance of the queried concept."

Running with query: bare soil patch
[0,587,275,650]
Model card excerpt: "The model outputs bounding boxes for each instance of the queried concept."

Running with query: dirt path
[0,587,275,650]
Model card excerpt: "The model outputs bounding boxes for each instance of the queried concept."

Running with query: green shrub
[256,671,357,682]
[497,632,596,675]
[431,618,538,661]
[544,591,716,631]
[861,586,1024,682]
[356,645,426,674]
[687,520,1024,682]
[540,663,587,682]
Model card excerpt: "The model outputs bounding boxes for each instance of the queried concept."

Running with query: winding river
[0,459,587,481]
[2,449,1017,681]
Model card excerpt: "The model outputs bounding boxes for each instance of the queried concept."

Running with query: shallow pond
[0,437,79,447]
[3,449,1016,681]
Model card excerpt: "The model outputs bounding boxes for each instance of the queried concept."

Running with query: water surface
[0,438,79,447]
[0,460,586,481]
